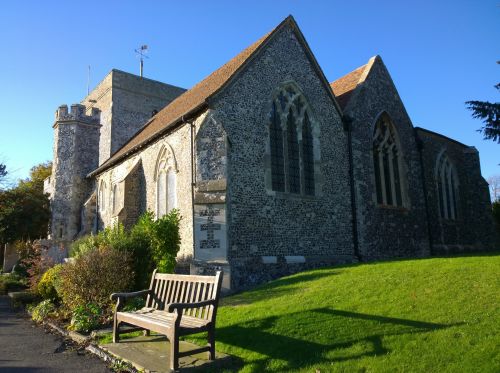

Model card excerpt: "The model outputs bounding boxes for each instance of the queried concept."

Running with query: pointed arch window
[373,114,405,207]
[155,145,177,218]
[269,84,318,196]
[111,184,118,214]
[436,153,458,220]
[99,181,107,212]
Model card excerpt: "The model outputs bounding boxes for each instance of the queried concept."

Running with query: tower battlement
[55,104,100,124]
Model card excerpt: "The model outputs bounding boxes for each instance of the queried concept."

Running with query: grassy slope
[191,254,500,372]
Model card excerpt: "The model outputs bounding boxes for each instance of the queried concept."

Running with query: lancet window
[111,184,118,213]
[155,145,177,218]
[269,84,317,196]
[373,114,405,207]
[436,153,458,220]
[98,181,107,212]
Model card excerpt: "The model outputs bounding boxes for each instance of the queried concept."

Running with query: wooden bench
[110,270,223,371]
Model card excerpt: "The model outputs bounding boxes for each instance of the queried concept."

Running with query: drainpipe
[414,129,433,255]
[343,114,360,261]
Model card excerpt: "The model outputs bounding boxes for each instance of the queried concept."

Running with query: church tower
[44,70,185,245]
[47,104,100,243]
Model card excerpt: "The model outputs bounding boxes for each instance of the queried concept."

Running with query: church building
[44,16,497,291]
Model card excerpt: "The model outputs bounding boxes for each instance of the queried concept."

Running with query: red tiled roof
[330,63,367,109]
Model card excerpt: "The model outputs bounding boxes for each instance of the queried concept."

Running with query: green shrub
[68,210,181,291]
[0,273,26,295]
[37,264,63,300]
[10,291,37,308]
[58,246,133,314]
[69,235,99,258]
[31,299,55,322]
[150,209,181,273]
[69,303,102,333]
[125,210,181,286]
[121,296,146,312]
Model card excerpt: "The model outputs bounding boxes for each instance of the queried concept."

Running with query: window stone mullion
[281,114,289,193]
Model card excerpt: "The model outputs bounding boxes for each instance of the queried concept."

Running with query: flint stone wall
[210,25,355,288]
[97,112,209,258]
[416,128,497,252]
[343,57,430,260]
[50,106,100,241]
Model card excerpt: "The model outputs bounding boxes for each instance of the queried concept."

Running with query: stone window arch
[372,113,406,207]
[98,180,107,212]
[111,183,118,214]
[154,144,178,218]
[435,152,459,220]
[267,82,320,196]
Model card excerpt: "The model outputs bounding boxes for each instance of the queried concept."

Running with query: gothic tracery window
[436,153,458,220]
[269,84,317,196]
[373,114,405,207]
[155,145,177,218]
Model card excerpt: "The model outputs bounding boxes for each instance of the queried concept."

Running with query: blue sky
[0,0,498,182]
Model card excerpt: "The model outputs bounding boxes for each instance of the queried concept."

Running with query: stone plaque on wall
[194,203,227,261]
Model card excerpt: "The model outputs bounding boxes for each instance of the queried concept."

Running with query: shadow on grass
[215,307,462,372]
[222,271,338,307]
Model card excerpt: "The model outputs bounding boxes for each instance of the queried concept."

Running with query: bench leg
[112,316,120,343]
[208,327,215,360]
[170,332,179,371]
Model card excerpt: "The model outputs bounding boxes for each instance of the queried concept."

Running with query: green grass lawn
[187,254,500,372]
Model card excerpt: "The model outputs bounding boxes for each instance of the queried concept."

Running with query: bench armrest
[167,299,216,313]
[110,289,151,301]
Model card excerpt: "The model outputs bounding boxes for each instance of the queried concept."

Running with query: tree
[0,163,7,190]
[465,62,500,144]
[0,162,52,244]
[18,161,52,190]
[488,175,500,202]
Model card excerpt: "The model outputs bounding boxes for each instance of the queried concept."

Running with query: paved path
[0,296,110,373]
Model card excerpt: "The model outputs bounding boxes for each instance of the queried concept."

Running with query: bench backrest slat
[204,282,213,320]
[146,271,222,322]
[145,268,158,308]
[159,278,168,308]
[193,281,203,318]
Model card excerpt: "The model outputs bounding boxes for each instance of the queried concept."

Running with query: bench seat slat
[112,271,222,372]
[117,310,211,332]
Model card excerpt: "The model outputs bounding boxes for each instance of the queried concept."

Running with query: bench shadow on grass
[216,307,462,372]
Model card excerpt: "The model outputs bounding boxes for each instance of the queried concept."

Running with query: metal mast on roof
[135,45,149,77]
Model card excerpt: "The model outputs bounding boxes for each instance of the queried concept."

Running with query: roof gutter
[87,103,208,178]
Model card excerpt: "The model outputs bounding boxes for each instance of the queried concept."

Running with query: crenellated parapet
[55,104,100,124]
